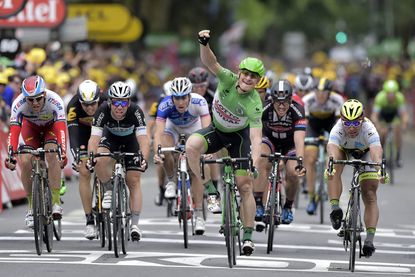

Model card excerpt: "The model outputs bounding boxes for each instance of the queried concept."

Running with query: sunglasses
[274,99,291,106]
[172,95,188,101]
[26,95,44,103]
[241,70,260,79]
[192,83,208,88]
[111,99,129,107]
[342,120,362,127]
[81,101,98,107]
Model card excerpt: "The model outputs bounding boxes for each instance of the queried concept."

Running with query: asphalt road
[0,135,414,277]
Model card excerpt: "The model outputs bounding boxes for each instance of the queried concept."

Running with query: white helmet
[170,77,192,97]
[108,81,132,99]
[77,80,100,103]
[294,74,314,91]
[163,80,173,96]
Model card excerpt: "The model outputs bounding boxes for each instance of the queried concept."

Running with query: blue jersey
[156,93,209,127]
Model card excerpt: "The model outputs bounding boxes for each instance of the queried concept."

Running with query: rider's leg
[253,143,271,218]
[361,179,379,238]
[236,174,255,237]
[45,142,62,206]
[19,154,34,208]
[78,159,93,217]
[126,170,143,220]
[327,147,346,229]
[305,145,318,198]
[185,134,207,181]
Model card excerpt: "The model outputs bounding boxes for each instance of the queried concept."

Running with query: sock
[284,199,294,209]
[330,199,340,211]
[195,208,203,218]
[131,212,140,226]
[85,213,94,225]
[366,227,376,242]
[205,180,218,195]
[243,227,253,241]
[27,193,33,210]
[308,192,316,201]
[51,188,61,205]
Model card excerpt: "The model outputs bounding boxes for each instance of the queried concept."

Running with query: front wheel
[224,182,235,268]
[32,175,44,255]
[180,172,189,249]
[44,184,53,253]
[349,190,359,272]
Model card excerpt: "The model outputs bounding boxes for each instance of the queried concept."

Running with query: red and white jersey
[10,89,66,127]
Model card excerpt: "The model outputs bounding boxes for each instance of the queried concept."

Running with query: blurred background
[0,0,415,122]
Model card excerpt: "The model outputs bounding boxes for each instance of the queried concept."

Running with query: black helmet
[270,79,293,101]
[188,67,209,84]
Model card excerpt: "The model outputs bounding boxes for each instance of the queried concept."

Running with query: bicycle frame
[201,156,251,268]
[158,136,195,249]
[328,157,386,272]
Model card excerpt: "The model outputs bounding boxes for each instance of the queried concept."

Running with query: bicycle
[89,151,144,258]
[75,148,107,248]
[305,135,329,224]
[158,134,196,249]
[327,157,386,272]
[200,156,252,268]
[261,153,303,254]
[9,146,62,255]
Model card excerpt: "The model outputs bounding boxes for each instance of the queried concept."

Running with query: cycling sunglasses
[111,99,129,107]
[342,120,362,127]
[172,95,188,101]
[26,95,45,103]
[81,100,98,107]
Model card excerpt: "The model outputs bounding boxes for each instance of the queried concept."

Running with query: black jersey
[91,102,147,138]
[262,100,307,146]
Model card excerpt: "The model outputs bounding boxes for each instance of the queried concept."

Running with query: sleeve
[372,93,382,113]
[90,104,107,137]
[249,101,263,129]
[52,120,68,154]
[366,121,381,147]
[292,104,307,131]
[155,96,172,121]
[328,121,342,146]
[397,93,406,113]
[134,106,147,136]
[7,125,21,152]
[216,68,237,91]
[66,98,79,154]
[8,97,23,151]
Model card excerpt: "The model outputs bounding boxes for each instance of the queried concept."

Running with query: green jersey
[373,90,406,113]
[212,67,263,133]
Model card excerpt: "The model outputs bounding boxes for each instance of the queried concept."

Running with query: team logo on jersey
[39,113,53,121]
[213,99,240,124]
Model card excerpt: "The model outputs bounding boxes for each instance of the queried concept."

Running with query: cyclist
[303,77,344,215]
[293,73,314,105]
[5,75,67,227]
[254,79,307,227]
[370,80,409,167]
[153,77,214,235]
[148,80,172,206]
[326,99,387,258]
[87,81,149,241]
[186,29,264,256]
[67,80,105,239]
[255,76,271,105]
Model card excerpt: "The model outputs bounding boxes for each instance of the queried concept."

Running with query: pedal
[255,221,265,232]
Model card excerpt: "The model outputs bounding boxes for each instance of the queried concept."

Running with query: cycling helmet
[108,81,133,99]
[77,80,100,103]
[383,80,399,93]
[295,74,314,91]
[255,76,270,89]
[21,75,46,97]
[170,77,192,97]
[317,77,333,91]
[341,99,364,121]
[188,67,209,84]
[163,80,173,96]
[239,57,265,77]
[270,79,293,101]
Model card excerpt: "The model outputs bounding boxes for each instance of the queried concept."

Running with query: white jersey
[303,92,344,119]
[328,118,381,151]
[10,89,66,126]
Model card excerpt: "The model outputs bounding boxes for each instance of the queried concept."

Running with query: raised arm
[198,30,222,76]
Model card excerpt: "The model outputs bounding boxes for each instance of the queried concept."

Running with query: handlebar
[327,157,386,177]
[9,145,62,162]
[304,136,328,144]
[88,151,144,172]
[157,144,185,155]
[200,156,253,180]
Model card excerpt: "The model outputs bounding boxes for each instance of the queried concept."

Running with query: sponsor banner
[0,0,26,18]
[0,0,66,28]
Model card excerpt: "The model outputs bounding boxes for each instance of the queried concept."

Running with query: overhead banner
[0,0,66,28]
[68,3,144,42]
[0,0,27,18]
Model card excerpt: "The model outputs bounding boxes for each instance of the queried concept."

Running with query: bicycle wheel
[32,174,43,255]
[180,172,189,249]
[317,167,325,224]
[120,179,129,255]
[53,219,62,241]
[349,190,359,272]
[386,135,394,185]
[112,176,121,257]
[105,211,112,251]
[224,182,235,268]
[95,177,106,247]
[267,179,277,254]
[44,184,53,253]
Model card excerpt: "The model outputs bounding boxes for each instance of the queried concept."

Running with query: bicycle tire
[53,219,62,241]
[32,174,43,255]
[112,175,121,257]
[180,172,189,249]
[105,211,112,251]
[387,135,394,185]
[318,168,325,225]
[120,178,129,255]
[95,177,106,248]
[349,190,359,272]
[231,189,238,266]
[267,179,277,254]
[224,181,235,268]
[44,183,53,253]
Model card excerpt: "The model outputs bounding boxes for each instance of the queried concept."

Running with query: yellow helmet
[255,76,270,89]
[341,99,364,121]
